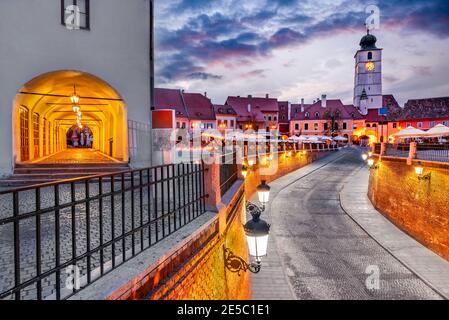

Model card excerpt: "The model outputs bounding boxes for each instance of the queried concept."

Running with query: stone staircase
[0,162,130,188]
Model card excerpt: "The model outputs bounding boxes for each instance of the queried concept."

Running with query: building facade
[0,0,154,176]
[290,96,364,142]
[154,88,217,132]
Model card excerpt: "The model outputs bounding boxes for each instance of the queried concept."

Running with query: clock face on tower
[365,61,375,72]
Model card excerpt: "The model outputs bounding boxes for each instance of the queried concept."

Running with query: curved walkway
[251,148,444,300]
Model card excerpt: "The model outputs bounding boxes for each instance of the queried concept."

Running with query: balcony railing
[0,162,206,300]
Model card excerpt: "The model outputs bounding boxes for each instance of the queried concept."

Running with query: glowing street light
[362,153,368,161]
[241,166,248,178]
[415,162,431,180]
[256,180,271,208]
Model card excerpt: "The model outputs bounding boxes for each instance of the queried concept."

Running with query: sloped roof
[183,93,216,121]
[291,99,361,120]
[225,96,279,123]
[399,97,449,120]
[365,95,403,122]
[213,104,237,116]
[154,88,188,117]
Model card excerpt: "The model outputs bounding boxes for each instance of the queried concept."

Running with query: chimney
[313,100,316,104]
[301,98,305,112]
[288,102,292,120]
[266,93,269,99]
[321,94,327,108]
[247,103,252,113]
[204,92,207,97]
[248,94,252,98]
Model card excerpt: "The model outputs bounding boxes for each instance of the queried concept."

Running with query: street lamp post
[224,181,271,275]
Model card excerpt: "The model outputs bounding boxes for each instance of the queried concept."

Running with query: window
[295,123,299,130]
[61,0,90,30]
[334,123,339,131]
[33,113,40,159]
[406,123,412,127]
[368,52,373,60]
[19,106,30,162]
[305,112,310,119]
[268,116,272,121]
[274,116,277,121]
[314,123,319,131]
[230,120,235,128]
[342,122,347,130]
[367,124,371,128]
[393,123,397,129]
[282,116,286,120]
[324,123,328,131]
[418,122,423,128]
[372,123,377,128]
[176,122,180,129]
[430,121,435,128]
[304,123,309,131]
[43,118,48,157]
[443,121,448,126]
[182,122,186,129]
[315,112,320,119]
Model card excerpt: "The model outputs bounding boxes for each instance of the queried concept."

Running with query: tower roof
[360,30,377,50]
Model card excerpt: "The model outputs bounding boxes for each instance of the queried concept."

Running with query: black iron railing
[416,144,449,163]
[0,162,206,300]
[385,143,410,158]
[220,149,238,197]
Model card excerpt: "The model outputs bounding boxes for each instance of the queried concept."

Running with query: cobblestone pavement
[0,167,203,300]
[266,149,442,300]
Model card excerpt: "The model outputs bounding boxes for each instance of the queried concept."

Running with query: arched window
[305,112,310,119]
[315,112,320,119]
[368,52,373,60]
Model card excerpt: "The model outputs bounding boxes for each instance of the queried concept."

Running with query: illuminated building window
[33,113,40,159]
[19,106,30,162]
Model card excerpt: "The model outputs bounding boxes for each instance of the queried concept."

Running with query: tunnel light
[71,85,80,104]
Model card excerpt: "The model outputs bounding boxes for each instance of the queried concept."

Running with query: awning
[392,126,426,138]
[423,124,449,137]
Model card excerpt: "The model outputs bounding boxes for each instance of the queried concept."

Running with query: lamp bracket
[418,173,431,181]
[223,247,261,275]
[246,202,264,219]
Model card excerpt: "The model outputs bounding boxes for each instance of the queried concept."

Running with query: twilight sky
[154,0,449,106]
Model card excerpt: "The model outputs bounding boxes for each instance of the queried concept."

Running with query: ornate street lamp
[224,202,271,275]
[241,166,248,178]
[224,181,272,275]
[256,180,271,208]
[415,162,431,180]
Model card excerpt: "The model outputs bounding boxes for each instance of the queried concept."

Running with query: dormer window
[315,112,320,119]
[305,112,310,119]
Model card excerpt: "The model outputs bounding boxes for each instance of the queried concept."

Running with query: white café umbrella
[392,126,426,138]
[424,124,449,137]
[289,135,308,142]
[333,136,348,142]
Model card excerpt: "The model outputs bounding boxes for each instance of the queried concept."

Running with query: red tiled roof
[183,92,216,121]
[399,97,449,120]
[154,88,188,117]
[291,99,360,120]
[213,104,237,115]
[225,96,279,123]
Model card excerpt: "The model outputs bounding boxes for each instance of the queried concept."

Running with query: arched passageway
[12,70,128,164]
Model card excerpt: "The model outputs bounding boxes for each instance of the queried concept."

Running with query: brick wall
[369,157,449,261]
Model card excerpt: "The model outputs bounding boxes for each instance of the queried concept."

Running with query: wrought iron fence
[385,143,410,158]
[416,144,449,163]
[220,147,238,197]
[0,162,206,300]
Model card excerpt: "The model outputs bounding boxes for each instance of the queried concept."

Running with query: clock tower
[354,30,383,115]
